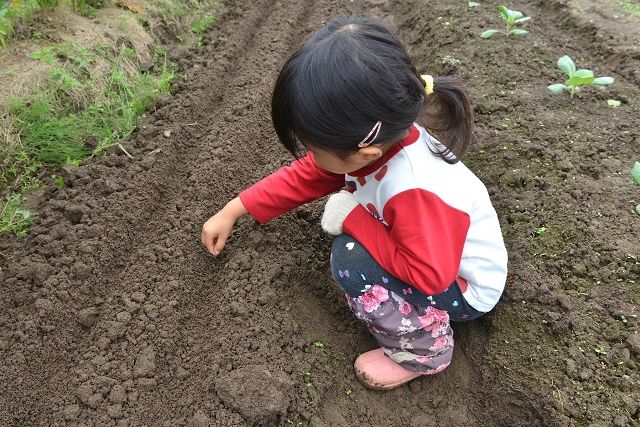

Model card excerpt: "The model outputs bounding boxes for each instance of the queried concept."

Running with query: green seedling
[0,193,34,235]
[607,99,621,108]
[481,6,530,38]
[534,226,547,235]
[631,162,640,184]
[440,55,461,66]
[548,56,614,96]
[632,162,640,214]
[313,341,325,349]
[594,345,607,356]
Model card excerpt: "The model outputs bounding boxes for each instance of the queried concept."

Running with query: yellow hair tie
[421,74,434,95]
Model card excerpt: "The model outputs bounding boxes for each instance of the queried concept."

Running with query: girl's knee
[331,234,369,261]
[331,234,374,296]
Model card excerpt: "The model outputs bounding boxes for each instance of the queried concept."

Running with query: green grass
[0,0,57,48]
[616,0,640,16]
[1,41,175,234]
[151,0,217,46]
[11,43,175,162]
[191,13,216,34]
[0,0,217,234]
[69,0,105,18]
[0,0,112,48]
[191,12,216,45]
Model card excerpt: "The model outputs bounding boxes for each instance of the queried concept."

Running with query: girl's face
[305,144,383,175]
[301,128,409,174]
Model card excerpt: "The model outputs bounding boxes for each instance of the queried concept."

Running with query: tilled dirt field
[1,0,639,426]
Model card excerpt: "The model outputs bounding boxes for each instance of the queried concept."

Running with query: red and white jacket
[240,124,508,312]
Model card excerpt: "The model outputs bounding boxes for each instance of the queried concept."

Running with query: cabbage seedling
[632,162,640,215]
[548,56,614,96]
[481,6,530,38]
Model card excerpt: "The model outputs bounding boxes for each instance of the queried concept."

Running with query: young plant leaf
[607,99,621,107]
[468,1,480,7]
[515,16,531,23]
[547,84,567,94]
[592,76,614,85]
[508,9,524,20]
[631,161,640,185]
[566,70,594,87]
[508,28,529,36]
[574,69,594,78]
[636,204,640,215]
[481,29,501,38]
[498,5,510,21]
[557,55,576,77]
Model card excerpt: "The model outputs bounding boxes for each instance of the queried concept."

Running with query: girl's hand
[321,190,359,235]
[201,197,248,256]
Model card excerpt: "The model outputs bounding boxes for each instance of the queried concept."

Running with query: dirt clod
[190,410,210,427]
[215,365,293,424]
[107,404,123,419]
[77,307,99,328]
[109,384,126,404]
[87,393,103,409]
[133,347,156,378]
[627,334,640,355]
[64,205,86,224]
[130,292,146,303]
[176,366,190,380]
[107,321,127,339]
[75,383,93,404]
[64,404,80,420]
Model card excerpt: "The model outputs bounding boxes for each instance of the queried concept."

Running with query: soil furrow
[0,1,289,425]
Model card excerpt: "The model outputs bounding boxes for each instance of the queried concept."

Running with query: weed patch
[1,41,175,233]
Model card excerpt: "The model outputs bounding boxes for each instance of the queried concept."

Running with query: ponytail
[420,75,474,163]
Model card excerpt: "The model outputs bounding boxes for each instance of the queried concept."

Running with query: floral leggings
[330,234,485,374]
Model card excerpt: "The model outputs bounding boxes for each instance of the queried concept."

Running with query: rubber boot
[354,348,424,390]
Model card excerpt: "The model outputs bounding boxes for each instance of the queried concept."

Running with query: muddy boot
[354,348,424,390]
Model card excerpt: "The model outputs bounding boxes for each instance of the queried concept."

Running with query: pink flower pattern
[370,284,389,303]
[418,306,449,328]
[423,362,450,375]
[430,334,453,351]
[358,284,389,313]
[399,301,412,315]
[414,355,432,364]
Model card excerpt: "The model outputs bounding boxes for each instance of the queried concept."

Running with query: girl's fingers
[213,233,228,256]
[201,230,217,255]
[206,237,218,255]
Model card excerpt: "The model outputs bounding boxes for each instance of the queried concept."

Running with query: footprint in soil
[215,365,293,424]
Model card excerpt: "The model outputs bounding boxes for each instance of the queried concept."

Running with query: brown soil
[1,0,639,426]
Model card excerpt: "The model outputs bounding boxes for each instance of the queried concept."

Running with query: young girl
[201,16,508,390]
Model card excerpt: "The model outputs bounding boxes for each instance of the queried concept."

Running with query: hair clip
[357,121,382,148]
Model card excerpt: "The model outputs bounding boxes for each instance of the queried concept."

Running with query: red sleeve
[342,189,470,295]
[239,152,345,224]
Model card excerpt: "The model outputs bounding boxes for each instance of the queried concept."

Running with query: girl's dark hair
[271,16,474,163]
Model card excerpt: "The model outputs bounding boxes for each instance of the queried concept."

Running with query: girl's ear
[355,146,383,161]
